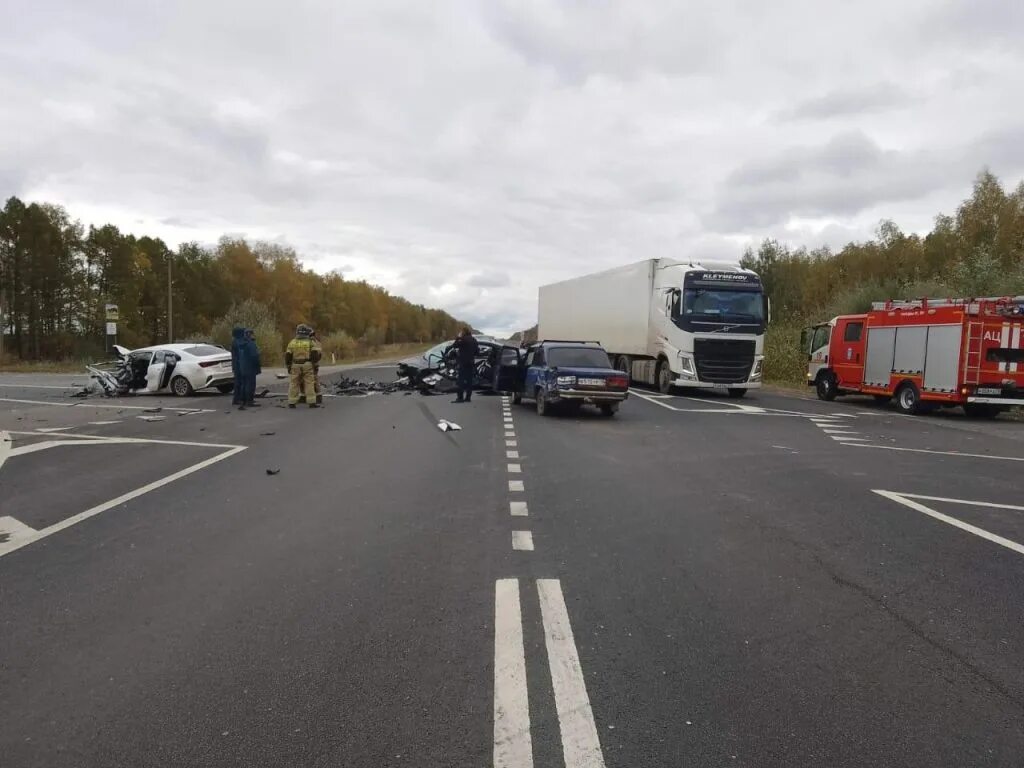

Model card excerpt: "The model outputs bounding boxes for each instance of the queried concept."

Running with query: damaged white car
[87,343,235,397]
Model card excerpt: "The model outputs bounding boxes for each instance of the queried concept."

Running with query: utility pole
[167,255,173,343]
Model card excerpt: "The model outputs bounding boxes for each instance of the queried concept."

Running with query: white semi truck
[538,259,767,397]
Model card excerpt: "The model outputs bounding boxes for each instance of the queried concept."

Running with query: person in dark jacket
[230,326,246,406]
[451,327,479,403]
[242,328,262,408]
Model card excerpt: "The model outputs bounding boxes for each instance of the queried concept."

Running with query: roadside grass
[0,356,92,373]
[763,324,807,387]
[321,342,432,366]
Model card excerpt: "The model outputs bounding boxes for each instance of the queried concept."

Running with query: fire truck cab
[805,296,1024,417]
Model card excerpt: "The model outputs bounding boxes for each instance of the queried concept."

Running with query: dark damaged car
[396,336,505,394]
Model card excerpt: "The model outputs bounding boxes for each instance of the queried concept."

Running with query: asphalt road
[2,370,1023,767]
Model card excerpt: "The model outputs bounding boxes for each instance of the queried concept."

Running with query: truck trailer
[806,296,1024,416]
[538,259,767,396]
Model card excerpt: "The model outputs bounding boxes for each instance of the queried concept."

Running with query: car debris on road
[437,419,462,432]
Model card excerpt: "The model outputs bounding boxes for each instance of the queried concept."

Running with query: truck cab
[805,314,867,400]
[502,341,629,417]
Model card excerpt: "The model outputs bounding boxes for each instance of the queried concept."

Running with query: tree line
[740,170,1024,381]
[0,196,465,362]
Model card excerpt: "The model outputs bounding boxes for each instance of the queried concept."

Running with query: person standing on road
[230,326,246,407]
[451,327,479,403]
[310,329,324,405]
[242,328,262,408]
[285,324,320,408]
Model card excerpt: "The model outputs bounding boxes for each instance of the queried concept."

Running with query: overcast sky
[3,1,1023,335]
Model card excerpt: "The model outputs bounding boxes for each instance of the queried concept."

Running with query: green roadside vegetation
[748,171,1024,386]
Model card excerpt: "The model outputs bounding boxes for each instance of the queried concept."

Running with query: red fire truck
[805,296,1024,416]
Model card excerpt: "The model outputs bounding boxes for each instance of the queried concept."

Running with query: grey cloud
[467,271,511,288]
[777,83,912,121]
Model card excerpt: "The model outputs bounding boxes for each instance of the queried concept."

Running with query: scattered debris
[275,373,289,380]
[437,419,462,432]
[255,388,271,398]
[137,415,166,422]
[177,409,203,416]
[266,468,280,475]
[143,407,163,413]
[260,431,276,436]
[331,376,412,396]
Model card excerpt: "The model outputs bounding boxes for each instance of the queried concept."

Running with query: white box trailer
[538,259,767,396]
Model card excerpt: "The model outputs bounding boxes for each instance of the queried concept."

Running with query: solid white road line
[35,426,75,433]
[851,443,1024,462]
[508,463,522,473]
[831,436,871,441]
[0,396,215,413]
[0,445,247,558]
[820,427,856,433]
[494,579,534,768]
[506,440,518,447]
[509,480,525,492]
[510,501,528,517]
[895,492,1024,512]
[0,430,11,471]
[507,450,520,459]
[875,490,1024,557]
[537,579,607,768]
[512,531,534,551]
[0,516,37,545]
[0,383,77,390]
[87,420,122,425]
[7,430,242,449]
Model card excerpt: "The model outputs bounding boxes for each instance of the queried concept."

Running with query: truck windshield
[547,347,611,368]
[679,288,765,331]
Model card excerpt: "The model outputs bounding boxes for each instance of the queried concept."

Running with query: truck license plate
[579,378,604,386]
[977,387,1001,395]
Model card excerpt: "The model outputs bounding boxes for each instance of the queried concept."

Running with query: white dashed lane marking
[507,451,520,459]
[508,463,522,473]
[506,440,517,447]
[510,501,528,517]
[512,531,534,551]
[509,480,524,492]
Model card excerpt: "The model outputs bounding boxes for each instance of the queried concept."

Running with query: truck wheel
[599,403,618,417]
[217,383,234,394]
[964,403,1000,419]
[727,388,747,399]
[656,360,673,395]
[170,376,194,397]
[815,372,837,401]
[616,356,631,383]
[895,382,922,415]
[536,390,550,417]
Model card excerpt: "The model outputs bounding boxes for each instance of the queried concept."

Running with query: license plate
[977,387,1001,395]
[711,383,729,389]
[578,378,604,386]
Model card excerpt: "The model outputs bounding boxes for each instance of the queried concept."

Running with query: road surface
[2,369,1023,767]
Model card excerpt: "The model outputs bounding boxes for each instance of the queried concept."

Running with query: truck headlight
[677,353,695,376]
[556,376,576,387]
[750,359,763,381]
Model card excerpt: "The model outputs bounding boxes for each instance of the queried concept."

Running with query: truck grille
[694,339,755,384]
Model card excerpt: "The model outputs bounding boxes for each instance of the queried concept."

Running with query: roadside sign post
[105,304,119,354]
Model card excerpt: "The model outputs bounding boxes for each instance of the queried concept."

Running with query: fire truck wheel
[964,403,1000,419]
[895,382,922,414]
[815,372,838,401]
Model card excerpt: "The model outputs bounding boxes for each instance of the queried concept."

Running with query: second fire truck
[805,296,1024,417]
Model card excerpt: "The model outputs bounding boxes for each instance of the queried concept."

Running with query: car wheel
[727,388,747,399]
[217,383,234,394]
[599,403,618,417]
[512,391,522,405]
[656,360,673,395]
[895,382,922,415]
[536,390,549,416]
[815,372,838,401]
[171,375,194,397]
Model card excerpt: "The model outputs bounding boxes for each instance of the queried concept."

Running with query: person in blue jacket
[230,326,246,406]
[242,328,262,408]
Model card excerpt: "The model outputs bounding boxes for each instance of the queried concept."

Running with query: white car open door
[145,351,168,392]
